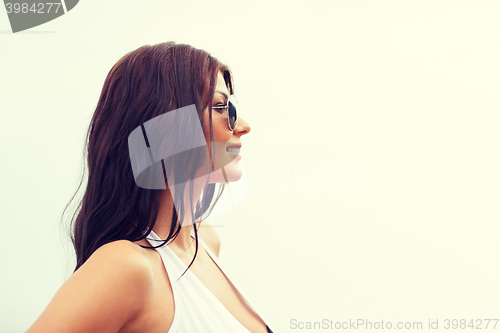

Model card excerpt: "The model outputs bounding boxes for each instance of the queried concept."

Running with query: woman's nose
[235,116,251,135]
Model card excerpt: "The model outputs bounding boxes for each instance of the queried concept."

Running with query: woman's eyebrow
[214,90,228,99]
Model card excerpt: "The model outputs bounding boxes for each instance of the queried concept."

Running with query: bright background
[1,1,500,332]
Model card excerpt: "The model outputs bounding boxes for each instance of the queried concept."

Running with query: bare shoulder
[89,239,146,260]
[90,239,154,272]
[81,240,155,292]
[26,240,155,333]
[198,222,221,257]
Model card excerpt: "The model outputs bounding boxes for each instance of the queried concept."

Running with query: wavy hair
[66,42,233,271]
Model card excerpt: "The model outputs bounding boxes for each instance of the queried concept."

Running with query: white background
[1,1,500,332]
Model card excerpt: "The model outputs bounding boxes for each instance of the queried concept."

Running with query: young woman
[27,42,274,333]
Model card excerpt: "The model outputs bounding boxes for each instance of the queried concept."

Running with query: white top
[145,231,273,333]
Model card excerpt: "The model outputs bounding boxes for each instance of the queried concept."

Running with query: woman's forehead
[215,72,229,96]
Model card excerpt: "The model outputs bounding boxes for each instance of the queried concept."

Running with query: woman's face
[204,72,251,183]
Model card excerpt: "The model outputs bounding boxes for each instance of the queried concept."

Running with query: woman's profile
[26,42,274,333]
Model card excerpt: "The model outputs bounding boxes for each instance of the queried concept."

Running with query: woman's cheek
[213,119,232,142]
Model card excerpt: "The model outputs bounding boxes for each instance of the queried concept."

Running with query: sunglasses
[210,95,238,131]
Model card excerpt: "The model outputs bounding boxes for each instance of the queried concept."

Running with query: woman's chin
[208,165,243,183]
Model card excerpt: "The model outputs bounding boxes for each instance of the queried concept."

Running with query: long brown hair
[67,42,233,271]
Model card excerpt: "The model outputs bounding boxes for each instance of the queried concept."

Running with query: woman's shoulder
[89,239,155,279]
[87,239,165,310]
[26,240,158,333]
[89,240,174,331]
[79,239,157,307]
[93,238,153,263]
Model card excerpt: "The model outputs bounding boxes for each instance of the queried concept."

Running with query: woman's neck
[153,177,208,251]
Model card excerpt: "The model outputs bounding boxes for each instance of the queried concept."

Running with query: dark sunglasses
[211,95,238,131]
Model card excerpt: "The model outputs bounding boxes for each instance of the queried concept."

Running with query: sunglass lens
[228,101,237,130]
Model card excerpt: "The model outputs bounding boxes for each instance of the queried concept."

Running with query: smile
[226,147,240,154]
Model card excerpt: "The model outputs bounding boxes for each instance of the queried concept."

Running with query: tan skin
[26,73,268,333]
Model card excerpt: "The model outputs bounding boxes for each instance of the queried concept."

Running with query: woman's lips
[225,147,242,160]
[226,147,240,155]
[226,143,242,160]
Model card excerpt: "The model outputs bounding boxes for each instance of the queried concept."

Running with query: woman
[27,42,274,333]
